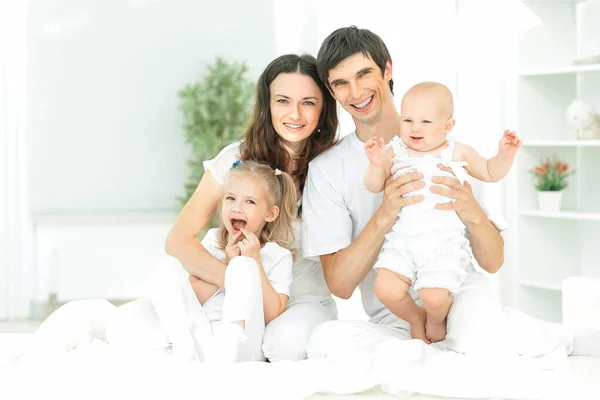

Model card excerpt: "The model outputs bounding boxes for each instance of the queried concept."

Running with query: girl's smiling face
[221,174,278,238]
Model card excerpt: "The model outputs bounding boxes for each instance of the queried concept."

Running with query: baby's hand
[498,130,522,159]
[365,136,387,167]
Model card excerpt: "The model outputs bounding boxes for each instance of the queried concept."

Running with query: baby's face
[400,93,452,152]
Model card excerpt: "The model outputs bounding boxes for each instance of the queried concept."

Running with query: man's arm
[322,172,426,299]
[465,217,504,274]
[431,166,504,273]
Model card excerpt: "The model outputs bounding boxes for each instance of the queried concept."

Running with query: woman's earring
[317,128,321,133]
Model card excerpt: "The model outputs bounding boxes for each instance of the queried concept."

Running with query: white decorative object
[566,100,600,140]
[536,191,563,212]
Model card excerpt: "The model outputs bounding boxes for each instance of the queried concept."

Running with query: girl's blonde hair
[217,160,297,259]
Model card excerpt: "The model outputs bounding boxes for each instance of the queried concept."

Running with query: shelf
[522,140,600,147]
[519,210,600,221]
[519,64,600,77]
[519,281,562,292]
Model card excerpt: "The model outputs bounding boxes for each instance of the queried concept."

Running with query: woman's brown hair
[239,54,338,202]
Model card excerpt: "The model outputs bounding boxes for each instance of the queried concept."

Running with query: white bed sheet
[2,333,599,400]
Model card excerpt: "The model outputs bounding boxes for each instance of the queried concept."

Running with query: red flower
[555,161,569,175]
[534,165,549,175]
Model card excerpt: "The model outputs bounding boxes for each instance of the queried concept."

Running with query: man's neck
[354,103,402,144]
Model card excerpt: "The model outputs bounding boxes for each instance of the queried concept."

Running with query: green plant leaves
[177,57,255,208]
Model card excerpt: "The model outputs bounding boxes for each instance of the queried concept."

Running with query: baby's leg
[375,268,429,343]
[418,287,452,343]
[188,275,219,305]
[414,234,466,343]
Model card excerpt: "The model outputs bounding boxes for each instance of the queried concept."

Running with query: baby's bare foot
[425,318,447,343]
[410,307,430,344]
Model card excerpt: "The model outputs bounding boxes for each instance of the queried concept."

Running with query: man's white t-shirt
[302,132,508,324]
[203,142,332,304]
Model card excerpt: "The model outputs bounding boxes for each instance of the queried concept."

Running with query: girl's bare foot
[410,307,430,344]
[425,317,447,343]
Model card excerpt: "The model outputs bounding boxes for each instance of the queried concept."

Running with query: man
[302,26,593,358]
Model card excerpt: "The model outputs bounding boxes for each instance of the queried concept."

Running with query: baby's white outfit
[373,136,473,294]
[151,228,293,362]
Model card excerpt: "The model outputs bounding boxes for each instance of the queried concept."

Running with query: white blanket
[1,320,582,400]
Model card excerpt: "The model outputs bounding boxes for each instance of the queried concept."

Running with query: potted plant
[177,57,255,210]
[532,157,574,212]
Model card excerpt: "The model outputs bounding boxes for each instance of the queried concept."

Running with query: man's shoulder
[310,133,356,170]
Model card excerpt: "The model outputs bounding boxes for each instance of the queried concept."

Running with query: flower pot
[537,191,563,212]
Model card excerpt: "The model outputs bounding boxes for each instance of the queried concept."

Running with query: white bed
[1,277,599,400]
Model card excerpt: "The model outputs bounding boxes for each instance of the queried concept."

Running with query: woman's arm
[188,275,219,304]
[165,171,227,289]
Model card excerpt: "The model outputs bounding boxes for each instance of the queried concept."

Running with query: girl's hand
[224,232,242,264]
[238,228,261,262]
[365,136,387,167]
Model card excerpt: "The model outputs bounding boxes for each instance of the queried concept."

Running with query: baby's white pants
[374,230,471,294]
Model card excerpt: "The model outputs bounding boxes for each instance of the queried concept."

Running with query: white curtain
[0,1,33,319]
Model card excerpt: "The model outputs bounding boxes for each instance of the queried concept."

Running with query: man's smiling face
[327,52,393,127]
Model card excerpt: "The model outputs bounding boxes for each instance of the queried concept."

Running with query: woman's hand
[431,164,487,226]
[224,232,242,264]
[238,228,261,263]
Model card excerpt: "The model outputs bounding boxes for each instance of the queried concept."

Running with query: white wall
[1,0,33,320]
[274,0,458,137]
[5,0,527,318]
[26,0,277,214]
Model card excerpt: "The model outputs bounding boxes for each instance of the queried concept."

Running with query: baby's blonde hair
[217,160,297,259]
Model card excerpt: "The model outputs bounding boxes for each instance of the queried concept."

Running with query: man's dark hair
[317,26,394,95]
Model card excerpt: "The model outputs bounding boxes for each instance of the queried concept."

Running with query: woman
[107,54,339,361]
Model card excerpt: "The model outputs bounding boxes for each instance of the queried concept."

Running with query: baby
[364,82,521,344]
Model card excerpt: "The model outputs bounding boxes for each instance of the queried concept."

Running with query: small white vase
[537,191,563,212]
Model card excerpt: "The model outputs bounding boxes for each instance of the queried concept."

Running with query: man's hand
[365,136,387,167]
[431,164,487,226]
[498,129,522,159]
[238,228,261,263]
[376,171,425,228]
[224,231,242,264]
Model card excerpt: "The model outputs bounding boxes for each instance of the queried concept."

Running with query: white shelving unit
[507,0,600,323]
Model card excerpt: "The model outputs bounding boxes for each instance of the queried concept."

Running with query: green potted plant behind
[532,156,575,212]
[177,57,255,218]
